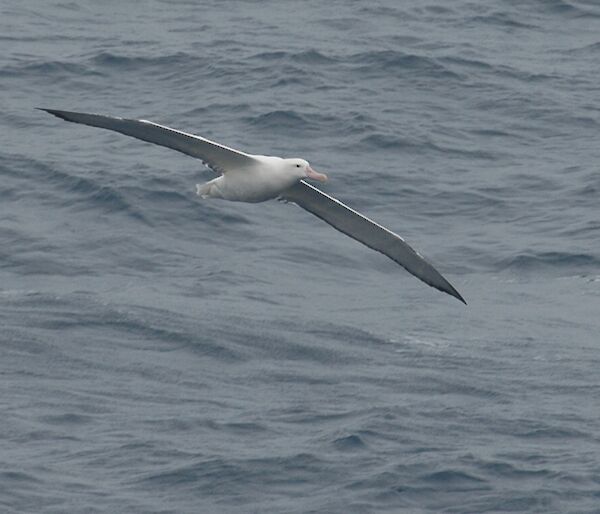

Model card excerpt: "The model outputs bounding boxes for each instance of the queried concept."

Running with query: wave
[0,59,100,78]
[438,55,559,84]
[540,0,600,18]
[0,471,41,484]
[246,109,308,130]
[467,13,538,29]
[420,469,487,489]
[440,56,495,71]
[249,49,336,65]
[243,109,348,135]
[43,164,150,223]
[499,251,600,271]
[564,41,600,54]
[38,413,94,425]
[357,133,497,160]
[348,50,462,79]
[136,453,327,489]
[333,434,367,451]
[89,51,201,70]
[250,48,466,81]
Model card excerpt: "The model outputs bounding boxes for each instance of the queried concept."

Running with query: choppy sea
[2,1,600,512]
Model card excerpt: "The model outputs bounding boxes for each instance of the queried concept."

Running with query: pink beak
[306,165,328,182]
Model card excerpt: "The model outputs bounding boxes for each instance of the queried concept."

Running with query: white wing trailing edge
[282,181,466,304]
[37,108,257,175]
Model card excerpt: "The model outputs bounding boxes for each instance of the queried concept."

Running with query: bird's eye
[296,164,301,168]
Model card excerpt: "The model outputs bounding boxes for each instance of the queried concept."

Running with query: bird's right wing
[282,180,466,304]
[39,109,257,175]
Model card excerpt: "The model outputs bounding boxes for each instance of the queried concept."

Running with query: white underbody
[196,155,302,202]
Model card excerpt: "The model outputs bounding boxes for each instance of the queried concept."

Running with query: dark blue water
[2,1,600,512]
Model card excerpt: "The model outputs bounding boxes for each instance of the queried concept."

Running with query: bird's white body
[40,108,466,303]
[197,155,307,202]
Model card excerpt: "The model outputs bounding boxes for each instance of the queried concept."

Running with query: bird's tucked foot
[196,179,223,199]
[196,183,210,198]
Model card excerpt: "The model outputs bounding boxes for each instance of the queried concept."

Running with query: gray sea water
[2,1,600,512]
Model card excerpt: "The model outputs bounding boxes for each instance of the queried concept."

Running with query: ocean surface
[2,1,600,512]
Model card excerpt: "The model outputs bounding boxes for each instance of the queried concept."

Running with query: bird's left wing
[39,109,257,174]
[282,180,466,304]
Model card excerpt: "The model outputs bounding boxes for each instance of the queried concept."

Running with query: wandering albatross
[39,109,466,304]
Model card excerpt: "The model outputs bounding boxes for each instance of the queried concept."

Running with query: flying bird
[39,108,466,304]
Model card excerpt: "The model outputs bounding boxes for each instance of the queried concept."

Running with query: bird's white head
[286,158,328,182]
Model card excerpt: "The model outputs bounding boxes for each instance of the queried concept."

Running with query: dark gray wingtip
[426,270,466,305]
[455,291,467,305]
[427,266,466,305]
[446,283,467,305]
[37,108,76,122]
